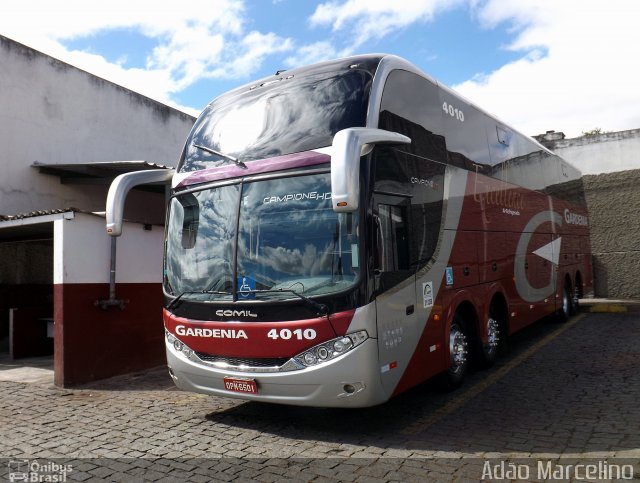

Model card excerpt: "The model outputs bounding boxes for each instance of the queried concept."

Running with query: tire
[478,307,502,368]
[573,283,581,313]
[558,282,573,322]
[441,314,469,390]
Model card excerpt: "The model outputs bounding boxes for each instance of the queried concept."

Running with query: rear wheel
[478,311,501,368]
[573,277,582,312]
[441,314,469,390]
[558,282,573,321]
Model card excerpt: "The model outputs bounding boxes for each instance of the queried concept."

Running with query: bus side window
[375,202,411,291]
[179,193,199,249]
[377,204,408,271]
[378,69,446,163]
[372,147,445,270]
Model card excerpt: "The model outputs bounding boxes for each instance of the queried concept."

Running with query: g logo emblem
[514,211,563,302]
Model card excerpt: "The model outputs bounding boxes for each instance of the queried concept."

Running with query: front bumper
[166,337,388,408]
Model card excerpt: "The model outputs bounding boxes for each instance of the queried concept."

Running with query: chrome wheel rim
[449,324,468,374]
[487,317,500,352]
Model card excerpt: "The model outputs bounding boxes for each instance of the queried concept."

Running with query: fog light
[338,381,365,398]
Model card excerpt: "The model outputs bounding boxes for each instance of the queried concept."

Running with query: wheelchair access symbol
[445,267,454,286]
[237,276,256,299]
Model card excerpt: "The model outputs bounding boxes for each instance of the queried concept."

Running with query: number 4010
[442,102,464,122]
[267,328,317,340]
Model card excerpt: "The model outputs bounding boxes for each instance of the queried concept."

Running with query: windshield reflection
[164,173,360,302]
[179,69,371,171]
[165,184,240,301]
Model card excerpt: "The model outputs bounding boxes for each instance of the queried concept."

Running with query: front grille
[194,353,289,368]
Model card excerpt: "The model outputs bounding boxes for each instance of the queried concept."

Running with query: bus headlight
[303,352,317,365]
[166,329,194,360]
[293,330,368,368]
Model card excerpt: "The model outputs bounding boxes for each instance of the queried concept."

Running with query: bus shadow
[204,316,595,453]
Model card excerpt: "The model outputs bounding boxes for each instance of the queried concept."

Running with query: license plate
[223,377,258,394]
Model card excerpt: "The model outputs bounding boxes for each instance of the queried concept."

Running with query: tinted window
[439,89,491,170]
[180,69,372,171]
[373,196,412,293]
[379,70,447,163]
[373,147,445,268]
[377,204,409,272]
[484,119,586,205]
[165,184,240,300]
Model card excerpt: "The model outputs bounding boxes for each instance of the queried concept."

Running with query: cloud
[1,0,246,50]
[210,31,295,79]
[289,0,463,68]
[455,0,640,137]
[2,0,638,137]
[0,0,293,114]
[310,0,465,50]
[305,0,640,137]
[284,41,342,68]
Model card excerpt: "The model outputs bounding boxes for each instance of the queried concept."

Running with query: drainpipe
[97,168,175,310]
[95,237,126,310]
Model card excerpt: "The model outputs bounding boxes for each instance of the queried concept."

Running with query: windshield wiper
[167,288,329,317]
[167,290,232,311]
[238,289,329,316]
[193,143,248,169]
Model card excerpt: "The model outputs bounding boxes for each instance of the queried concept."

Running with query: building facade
[0,35,195,385]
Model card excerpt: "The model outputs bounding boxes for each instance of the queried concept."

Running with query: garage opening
[0,213,66,380]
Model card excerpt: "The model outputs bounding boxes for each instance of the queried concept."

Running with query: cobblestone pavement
[1,312,639,482]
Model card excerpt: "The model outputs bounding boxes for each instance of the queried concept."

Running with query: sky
[1,0,639,138]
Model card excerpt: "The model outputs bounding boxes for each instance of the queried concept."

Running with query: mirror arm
[331,128,410,213]
[106,169,175,236]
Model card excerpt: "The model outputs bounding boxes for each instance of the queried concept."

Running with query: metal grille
[195,353,289,368]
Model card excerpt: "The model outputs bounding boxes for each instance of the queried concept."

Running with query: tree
[581,128,605,137]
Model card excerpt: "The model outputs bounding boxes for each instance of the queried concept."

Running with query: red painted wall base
[54,283,165,387]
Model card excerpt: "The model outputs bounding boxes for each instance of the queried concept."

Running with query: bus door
[372,194,417,393]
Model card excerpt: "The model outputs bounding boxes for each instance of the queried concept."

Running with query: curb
[588,304,629,313]
[579,299,640,314]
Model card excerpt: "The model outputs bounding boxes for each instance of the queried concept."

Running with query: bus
[106,54,592,407]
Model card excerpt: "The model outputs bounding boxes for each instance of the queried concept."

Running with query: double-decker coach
[106,54,592,407]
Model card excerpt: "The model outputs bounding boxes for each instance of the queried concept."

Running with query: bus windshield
[164,172,360,302]
[178,69,372,172]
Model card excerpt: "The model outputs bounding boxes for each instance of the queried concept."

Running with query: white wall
[0,35,194,217]
[550,129,640,175]
[54,212,164,284]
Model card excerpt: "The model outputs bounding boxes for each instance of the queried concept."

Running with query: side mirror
[331,128,410,212]
[106,169,175,236]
